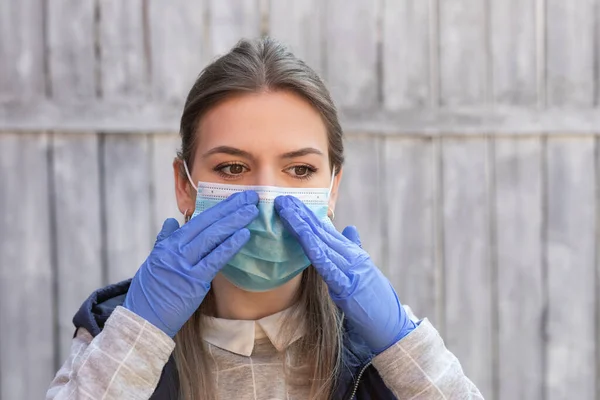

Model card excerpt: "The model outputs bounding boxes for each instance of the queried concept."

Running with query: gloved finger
[342,226,362,247]
[182,204,258,262]
[176,190,259,244]
[277,206,351,294]
[155,218,180,244]
[275,196,348,243]
[276,196,359,259]
[194,228,251,282]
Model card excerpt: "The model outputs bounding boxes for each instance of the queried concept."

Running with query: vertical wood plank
[382,0,431,109]
[546,1,596,106]
[439,0,487,106]
[52,133,103,363]
[0,133,54,400]
[334,135,384,267]
[546,138,596,400]
[103,134,152,283]
[490,0,537,105]
[383,138,437,323]
[208,0,261,58]
[495,138,544,400]
[0,0,45,99]
[151,134,181,234]
[268,0,324,75]
[99,0,148,98]
[47,0,96,99]
[442,138,492,397]
[325,0,379,109]
[148,0,206,104]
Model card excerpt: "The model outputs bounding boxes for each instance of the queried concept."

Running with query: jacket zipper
[345,361,372,400]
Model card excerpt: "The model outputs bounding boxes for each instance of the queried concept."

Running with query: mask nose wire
[183,160,198,191]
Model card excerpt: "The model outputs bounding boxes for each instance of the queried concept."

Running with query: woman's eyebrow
[202,146,255,161]
[280,147,324,158]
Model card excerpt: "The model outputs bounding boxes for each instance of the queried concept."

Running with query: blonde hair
[173,37,346,399]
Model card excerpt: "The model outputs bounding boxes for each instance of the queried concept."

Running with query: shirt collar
[201,307,304,357]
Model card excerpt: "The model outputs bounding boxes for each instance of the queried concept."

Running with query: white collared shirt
[201,307,304,357]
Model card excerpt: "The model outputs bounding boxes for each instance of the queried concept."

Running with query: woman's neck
[210,273,303,320]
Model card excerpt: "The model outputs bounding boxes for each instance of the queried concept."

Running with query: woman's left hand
[274,195,416,353]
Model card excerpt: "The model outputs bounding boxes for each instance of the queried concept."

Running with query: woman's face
[174,90,342,216]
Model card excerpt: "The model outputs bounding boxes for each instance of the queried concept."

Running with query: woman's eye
[217,163,247,176]
[286,165,316,179]
[227,164,244,174]
[293,166,309,176]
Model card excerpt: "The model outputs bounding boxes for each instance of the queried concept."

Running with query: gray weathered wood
[382,0,431,109]
[383,138,438,324]
[0,133,54,399]
[151,134,182,234]
[148,0,206,103]
[6,103,600,135]
[268,0,324,75]
[47,0,96,99]
[545,138,596,400]
[51,132,103,363]
[0,0,45,99]
[99,0,148,98]
[439,0,487,105]
[490,0,537,105]
[334,135,384,267]
[325,0,379,109]
[103,134,153,283]
[495,138,544,400]
[546,0,596,106]
[442,138,493,397]
[208,0,261,58]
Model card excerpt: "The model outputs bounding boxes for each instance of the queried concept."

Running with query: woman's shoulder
[72,279,132,337]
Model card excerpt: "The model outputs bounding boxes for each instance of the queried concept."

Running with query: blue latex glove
[123,191,259,337]
[274,195,416,353]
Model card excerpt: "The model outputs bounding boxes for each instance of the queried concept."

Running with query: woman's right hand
[123,191,259,337]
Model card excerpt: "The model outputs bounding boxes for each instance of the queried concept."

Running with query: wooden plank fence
[0,1,599,400]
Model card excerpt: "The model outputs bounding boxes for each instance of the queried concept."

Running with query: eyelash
[213,163,318,181]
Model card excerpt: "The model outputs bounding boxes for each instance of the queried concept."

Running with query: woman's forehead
[195,91,329,156]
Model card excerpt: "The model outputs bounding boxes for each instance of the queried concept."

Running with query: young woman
[47,38,483,400]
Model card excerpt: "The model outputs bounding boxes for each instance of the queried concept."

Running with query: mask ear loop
[328,167,336,220]
[183,160,199,191]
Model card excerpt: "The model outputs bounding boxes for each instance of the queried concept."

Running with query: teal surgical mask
[184,162,334,292]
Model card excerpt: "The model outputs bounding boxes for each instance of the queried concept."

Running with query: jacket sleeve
[46,306,175,400]
[372,318,484,399]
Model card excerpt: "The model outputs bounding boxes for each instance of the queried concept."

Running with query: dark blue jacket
[73,280,396,400]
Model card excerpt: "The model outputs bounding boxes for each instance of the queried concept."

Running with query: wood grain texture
[442,138,493,397]
[148,0,205,103]
[382,0,431,109]
[51,132,103,363]
[383,138,437,324]
[0,0,45,99]
[268,0,324,75]
[495,138,543,400]
[208,0,261,59]
[99,0,148,98]
[546,0,596,106]
[439,0,487,106]
[0,133,54,400]
[490,0,537,105]
[545,138,596,400]
[103,134,153,283]
[334,135,384,267]
[47,0,96,99]
[151,134,181,234]
[324,0,379,109]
